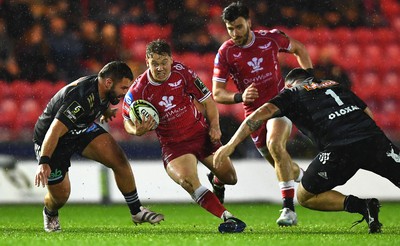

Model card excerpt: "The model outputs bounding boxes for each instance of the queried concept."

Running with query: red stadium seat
[10,80,34,102]
[33,80,57,108]
[354,28,375,46]
[333,28,354,45]
[0,98,18,140]
[14,98,42,141]
[120,24,142,49]
[0,80,13,99]
[312,27,333,46]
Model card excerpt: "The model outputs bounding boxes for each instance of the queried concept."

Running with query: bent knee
[177,178,196,193]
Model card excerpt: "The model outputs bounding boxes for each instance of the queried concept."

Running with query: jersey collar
[241,31,255,48]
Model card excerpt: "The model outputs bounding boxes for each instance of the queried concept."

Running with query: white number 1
[325,89,344,106]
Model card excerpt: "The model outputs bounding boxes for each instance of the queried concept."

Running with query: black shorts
[34,123,107,185]
[301,134,400,194]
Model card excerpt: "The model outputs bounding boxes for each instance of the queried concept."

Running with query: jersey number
[325,89,344,106]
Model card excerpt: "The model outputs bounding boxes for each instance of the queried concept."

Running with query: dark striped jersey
[33,75,109,144]
[269,79,383,150]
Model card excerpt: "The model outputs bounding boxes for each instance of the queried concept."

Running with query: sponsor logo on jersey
[304,80,339,91]
[158,95,176,111]
[194,78,210,95]
[386,147,400,163]
[48,169,63,182]
[247,57,264,73]
[173,63,185,71]
[63,101,85,122]
[69,126,89,135]
[318,172,328,180]
[258,42,272,50]
[243,72,272,85]
[233,52,242,58]
[168,79,182,88]
[328,105,361,120]
[87,93,95,109]
[319,152,331,164]
[214,54,220,65]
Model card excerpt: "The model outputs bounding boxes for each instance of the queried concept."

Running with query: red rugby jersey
[213,29,291,115]
[123,62,211,145]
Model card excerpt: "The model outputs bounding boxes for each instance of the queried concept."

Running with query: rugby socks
[191,185,226,218]
[344,195,366,214]
[123,190,142,215]
[44,206,58,217]
[212,175,225,187]
[279,180,295,211]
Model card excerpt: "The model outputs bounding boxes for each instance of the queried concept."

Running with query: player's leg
[265,117,299,226]
[43,172,70,232]
[82,132,164,224]
[203,154,237,185]
[299,147,382,233]
[166,154,245,233]
[203,154,236,204]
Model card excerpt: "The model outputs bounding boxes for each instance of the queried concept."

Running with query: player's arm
[202,96,221,142]
[35,119,68,187]
[213,80,258,105]
[100,107,118,123]
[364,107,374,119]
[212,79,238,104]
[214,102,280,166]
[288,36,313,70]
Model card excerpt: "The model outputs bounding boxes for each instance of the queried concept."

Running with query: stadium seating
[2,24,400,141]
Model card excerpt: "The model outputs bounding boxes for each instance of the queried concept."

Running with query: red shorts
[161,131,221,168]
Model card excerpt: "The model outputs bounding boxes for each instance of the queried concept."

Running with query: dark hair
[285,68,312,85]
[98,61,133,81]
[222,1,249,22]
[146,39,172,58]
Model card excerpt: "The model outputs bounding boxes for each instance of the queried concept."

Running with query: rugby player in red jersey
[212,2,314,226]
[122,39,246,233]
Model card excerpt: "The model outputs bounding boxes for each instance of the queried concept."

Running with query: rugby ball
[129,99,159,130]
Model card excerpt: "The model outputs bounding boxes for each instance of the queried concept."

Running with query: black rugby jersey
[33,75,109,144]
[269,79,383,150]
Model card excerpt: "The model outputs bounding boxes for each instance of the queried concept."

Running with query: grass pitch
[1,203,400,246]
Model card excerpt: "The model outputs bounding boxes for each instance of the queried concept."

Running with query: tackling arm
[213,103,281,167]
[288,37,313,69]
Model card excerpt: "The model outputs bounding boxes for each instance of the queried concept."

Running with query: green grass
[1,203,400,246]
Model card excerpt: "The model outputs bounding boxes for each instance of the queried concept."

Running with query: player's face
[108,77,132,105]
[225,17,251,46]
[146,53,173,83]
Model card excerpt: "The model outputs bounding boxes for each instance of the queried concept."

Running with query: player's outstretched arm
[214,103,280,166]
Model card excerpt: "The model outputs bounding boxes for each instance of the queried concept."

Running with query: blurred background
[0,0,399,162]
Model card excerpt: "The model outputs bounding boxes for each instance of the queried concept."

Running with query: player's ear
[247,18,252,29]
[105,78,113,89]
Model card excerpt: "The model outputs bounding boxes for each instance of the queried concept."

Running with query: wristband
[39,156,51,165]
[233,93,243,103]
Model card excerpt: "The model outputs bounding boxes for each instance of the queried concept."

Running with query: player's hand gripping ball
[129,99,159,130]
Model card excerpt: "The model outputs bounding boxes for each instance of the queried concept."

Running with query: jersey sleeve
[268,89,295,116]
[349,90,367,110]
[185,69,211,103]
[265,29,291,52]
[55,96,88,130]
[212,47,230,83]
[122,89,134,120]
